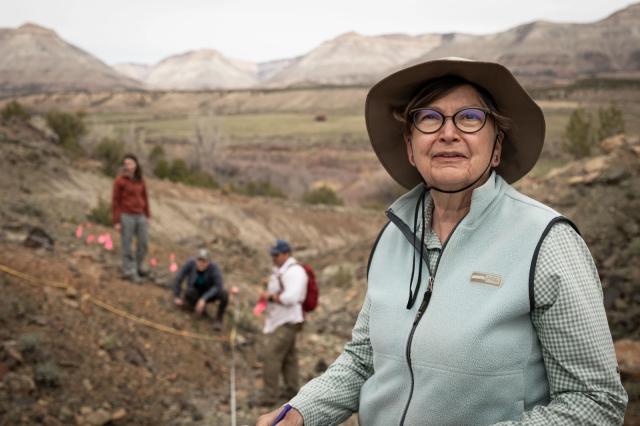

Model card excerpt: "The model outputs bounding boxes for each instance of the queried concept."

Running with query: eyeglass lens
[412,108,488,134]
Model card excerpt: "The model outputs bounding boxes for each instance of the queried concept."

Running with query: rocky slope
[518,134,640,340]
[263,32,448,87]
[409,3,640,84]
[112,63,151,83]
[0,23,141,97]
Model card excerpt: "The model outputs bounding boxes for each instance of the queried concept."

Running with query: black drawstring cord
[406,190,421,308]
[406,188,427,309]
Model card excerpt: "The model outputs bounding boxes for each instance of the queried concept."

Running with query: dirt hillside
[0,118,382,425]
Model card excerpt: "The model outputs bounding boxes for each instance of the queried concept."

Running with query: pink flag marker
[149,257,158,267]
[169,262,178,273]
[86,234,95,244]
[104,239,113,251]
[97,234,106,244]
[253,297,268,316]
[75,225,83,239]
[169,253,176,261]
[230,286,240,295]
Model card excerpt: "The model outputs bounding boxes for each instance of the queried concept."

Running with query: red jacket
[112,175,150,224]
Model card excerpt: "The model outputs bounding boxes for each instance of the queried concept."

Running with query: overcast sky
[1,0,637,65]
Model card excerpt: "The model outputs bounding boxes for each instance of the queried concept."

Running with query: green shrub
[87,197,112,226]
[302,186,343,206]
[148,145,165,163]
[99,335,120,352]
[13,203,44,218]
[185,169,219,189]
[19,333,41,353]
[94,138,125,177]
[596,105,625,142]
[46,110,86,156]
[154,158,219,189]
[1,100,30,122]
[34,362,63,387]
[169,158,190,182]
[153,158,171,179]
[562,108,593,158]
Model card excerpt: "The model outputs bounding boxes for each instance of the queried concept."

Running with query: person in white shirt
[258,239,308,406]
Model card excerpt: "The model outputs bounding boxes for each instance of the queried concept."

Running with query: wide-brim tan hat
[365,57,545,189]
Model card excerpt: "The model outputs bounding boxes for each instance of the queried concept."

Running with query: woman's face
[404,84,502,192]
[123,158,137,175]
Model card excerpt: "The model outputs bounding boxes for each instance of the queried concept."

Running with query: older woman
[257,58,627,425]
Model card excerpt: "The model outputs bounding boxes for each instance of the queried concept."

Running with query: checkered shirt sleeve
[289,295,374,424]
[495,222,627,425]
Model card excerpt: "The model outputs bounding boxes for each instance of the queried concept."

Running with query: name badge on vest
[470,272,503,287]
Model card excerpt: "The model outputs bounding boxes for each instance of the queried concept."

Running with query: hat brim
[365,58,545,189]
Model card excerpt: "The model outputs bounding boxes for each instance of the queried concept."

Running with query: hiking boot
[123,273,142,284]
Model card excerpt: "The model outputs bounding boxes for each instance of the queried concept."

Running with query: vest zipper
[388,208,463,426]
[398,279,432,426]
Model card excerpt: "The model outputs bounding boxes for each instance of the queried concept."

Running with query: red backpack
[278,263,319,312]
[300,264,318,312]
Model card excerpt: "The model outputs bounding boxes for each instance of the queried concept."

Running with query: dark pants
[184,287,228,321]
[262,322,303,402]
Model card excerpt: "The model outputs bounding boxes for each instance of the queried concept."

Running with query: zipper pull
[413,288,433,325]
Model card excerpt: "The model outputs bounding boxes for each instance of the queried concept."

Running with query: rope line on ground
[0,263,228,343]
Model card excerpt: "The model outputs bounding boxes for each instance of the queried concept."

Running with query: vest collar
[387,172,505,232]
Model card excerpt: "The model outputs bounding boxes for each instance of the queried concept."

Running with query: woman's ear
[491,132,503,167]
[404,133,416,167]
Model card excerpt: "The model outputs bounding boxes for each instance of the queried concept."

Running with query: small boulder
[23,227,54,250]
[599,134,626,154]
[85,408,112,426]
[111,408,127,422]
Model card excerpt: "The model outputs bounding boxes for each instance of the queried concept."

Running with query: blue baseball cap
[270,239,291,256]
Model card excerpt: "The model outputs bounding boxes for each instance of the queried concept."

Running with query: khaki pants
[262,322,303,401]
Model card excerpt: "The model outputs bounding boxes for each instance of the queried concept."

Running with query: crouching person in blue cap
[173,248,228,331]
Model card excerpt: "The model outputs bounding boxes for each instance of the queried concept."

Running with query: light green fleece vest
[360,173,562,426]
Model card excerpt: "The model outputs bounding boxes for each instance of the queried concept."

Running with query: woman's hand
[256,407,303,426]
[114,223,121,231]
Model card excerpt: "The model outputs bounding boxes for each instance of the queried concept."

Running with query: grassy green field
[86,88,639,156]
[88,112,369,144]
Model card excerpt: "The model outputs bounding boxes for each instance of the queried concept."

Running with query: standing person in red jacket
[112,154,150,283]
